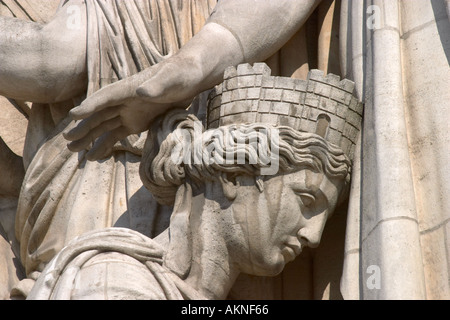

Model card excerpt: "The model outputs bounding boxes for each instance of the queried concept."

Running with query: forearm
[186,0,321,87]
[0,17,47,100]
[0,6,87,103]
[137,0,321,103]
[65,0,324,159]
[207,0,321,63]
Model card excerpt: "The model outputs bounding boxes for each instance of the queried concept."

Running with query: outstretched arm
[135,0,322,103]
[65,0,322,160]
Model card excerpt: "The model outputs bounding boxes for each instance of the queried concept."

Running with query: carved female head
[140,108,352,277]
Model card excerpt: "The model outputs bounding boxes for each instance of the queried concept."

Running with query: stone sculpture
[1,0,217,299]
[0,0,449,300]
[0,0,62,300]
[27,65,362,299]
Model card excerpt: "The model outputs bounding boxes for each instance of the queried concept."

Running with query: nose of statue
[297,212,328,249]
[298,229,322,249]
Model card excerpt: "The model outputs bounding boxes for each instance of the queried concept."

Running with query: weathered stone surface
[207,65,363,160]
[0,0,448,301]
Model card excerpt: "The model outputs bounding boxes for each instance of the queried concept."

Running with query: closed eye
[293,191,316,208]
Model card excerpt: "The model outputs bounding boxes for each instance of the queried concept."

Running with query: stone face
[0,0,448,301]
[24,64,360,299]
[29,107,354,300]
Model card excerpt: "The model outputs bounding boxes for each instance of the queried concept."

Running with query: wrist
[196,23,244,85]
[136,22,244,104]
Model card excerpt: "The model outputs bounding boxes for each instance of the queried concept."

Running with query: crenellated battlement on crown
[207,63,363,159]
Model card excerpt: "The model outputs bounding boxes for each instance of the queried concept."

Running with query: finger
[85,126,130,161]
[64,106,121,141]
[67,117,122,152]
[70,81,132,120]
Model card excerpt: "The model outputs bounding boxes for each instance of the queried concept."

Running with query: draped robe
[15,0,216,284]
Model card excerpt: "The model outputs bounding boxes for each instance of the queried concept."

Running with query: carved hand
[65,0,321,161]
[64,58,200,161]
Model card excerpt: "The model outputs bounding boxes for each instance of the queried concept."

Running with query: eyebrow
[304,170,323,195]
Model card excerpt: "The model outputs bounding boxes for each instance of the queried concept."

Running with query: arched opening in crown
[316,114,331,139]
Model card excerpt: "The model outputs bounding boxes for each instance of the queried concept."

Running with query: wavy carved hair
[140,109,352,207]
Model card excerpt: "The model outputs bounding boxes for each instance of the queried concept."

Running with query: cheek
[270,193,303,237]
[250,197,302,275]
[236,181,303,276]
[238,203,288,276]
[264,180,300,223]
[249,183,303,249]
[246,243,287,277]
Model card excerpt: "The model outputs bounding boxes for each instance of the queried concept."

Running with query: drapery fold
[84,0,216,95]
[27,228,206,300]
[8,0,449,300]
